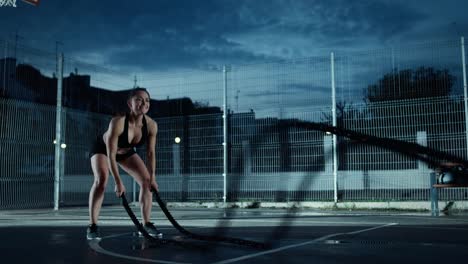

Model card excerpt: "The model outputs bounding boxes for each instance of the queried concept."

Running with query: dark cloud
[315,0,426,39]
[0,0,465,71]
[244,83,330,98]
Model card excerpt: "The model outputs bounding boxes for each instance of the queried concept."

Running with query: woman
[87,87,162,240]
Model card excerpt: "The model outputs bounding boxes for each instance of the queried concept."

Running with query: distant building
[1,58,316,174]
[0,58,221,117]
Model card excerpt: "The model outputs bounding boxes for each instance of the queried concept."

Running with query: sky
[1,0,468,113]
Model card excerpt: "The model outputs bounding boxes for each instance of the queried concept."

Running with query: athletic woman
[87,88,162,240]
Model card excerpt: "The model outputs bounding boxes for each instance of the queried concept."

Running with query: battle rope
[249,120,468,244]
[121,192,203,249]
[121,121,467,250]
[287,120,468,169]
[152,189,270,249]
[121,192,270,249]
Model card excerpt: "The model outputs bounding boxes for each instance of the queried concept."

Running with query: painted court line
[398,226,468,231]
[346,222,398,235]
[222,218,395,225]
[210,223,398,264]
[88,233,190,264]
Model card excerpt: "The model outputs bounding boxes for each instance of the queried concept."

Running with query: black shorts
[89,135,136,162]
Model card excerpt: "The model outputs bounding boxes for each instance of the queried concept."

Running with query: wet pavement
[1,206,468,263]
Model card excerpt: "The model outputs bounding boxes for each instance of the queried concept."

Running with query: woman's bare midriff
[102,133,134,154]
[117,147,133,154]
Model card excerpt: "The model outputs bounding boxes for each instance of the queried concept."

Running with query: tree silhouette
[359,66,463,170]
[365,67,454,102]
[320,66,460,171]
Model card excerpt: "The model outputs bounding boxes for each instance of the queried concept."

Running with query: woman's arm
[105,116,125,195]
[146,117,158,190]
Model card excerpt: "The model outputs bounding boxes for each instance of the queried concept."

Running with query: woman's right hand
[115,182,126,197]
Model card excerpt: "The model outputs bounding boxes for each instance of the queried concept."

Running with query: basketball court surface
[1,205,467,264]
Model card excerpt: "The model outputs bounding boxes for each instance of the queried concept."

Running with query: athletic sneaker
[86,223,101,240]
[139,222,163,239]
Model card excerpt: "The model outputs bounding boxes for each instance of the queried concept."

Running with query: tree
[361,66,463,170]
[365,67,454,102]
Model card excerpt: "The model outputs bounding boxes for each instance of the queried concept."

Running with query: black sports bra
[117,113,148,148]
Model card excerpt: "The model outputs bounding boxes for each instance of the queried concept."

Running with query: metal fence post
[461,37,468,159]
[331,52,338,203]
[223,66,228,204]
[54,53,64,210]
[60,108,66,204]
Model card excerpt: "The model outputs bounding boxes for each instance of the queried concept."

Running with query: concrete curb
[157,201,468,211]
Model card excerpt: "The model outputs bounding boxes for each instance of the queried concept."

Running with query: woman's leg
[118,154,152,224]
[89,154,109,224]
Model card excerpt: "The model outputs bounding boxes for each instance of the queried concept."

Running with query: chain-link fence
[1,37,467,209]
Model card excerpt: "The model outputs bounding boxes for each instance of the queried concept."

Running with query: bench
[430,172,468,216]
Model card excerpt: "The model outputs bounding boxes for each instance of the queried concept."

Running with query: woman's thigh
[118,154,150,185]
[90,154,109,183]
